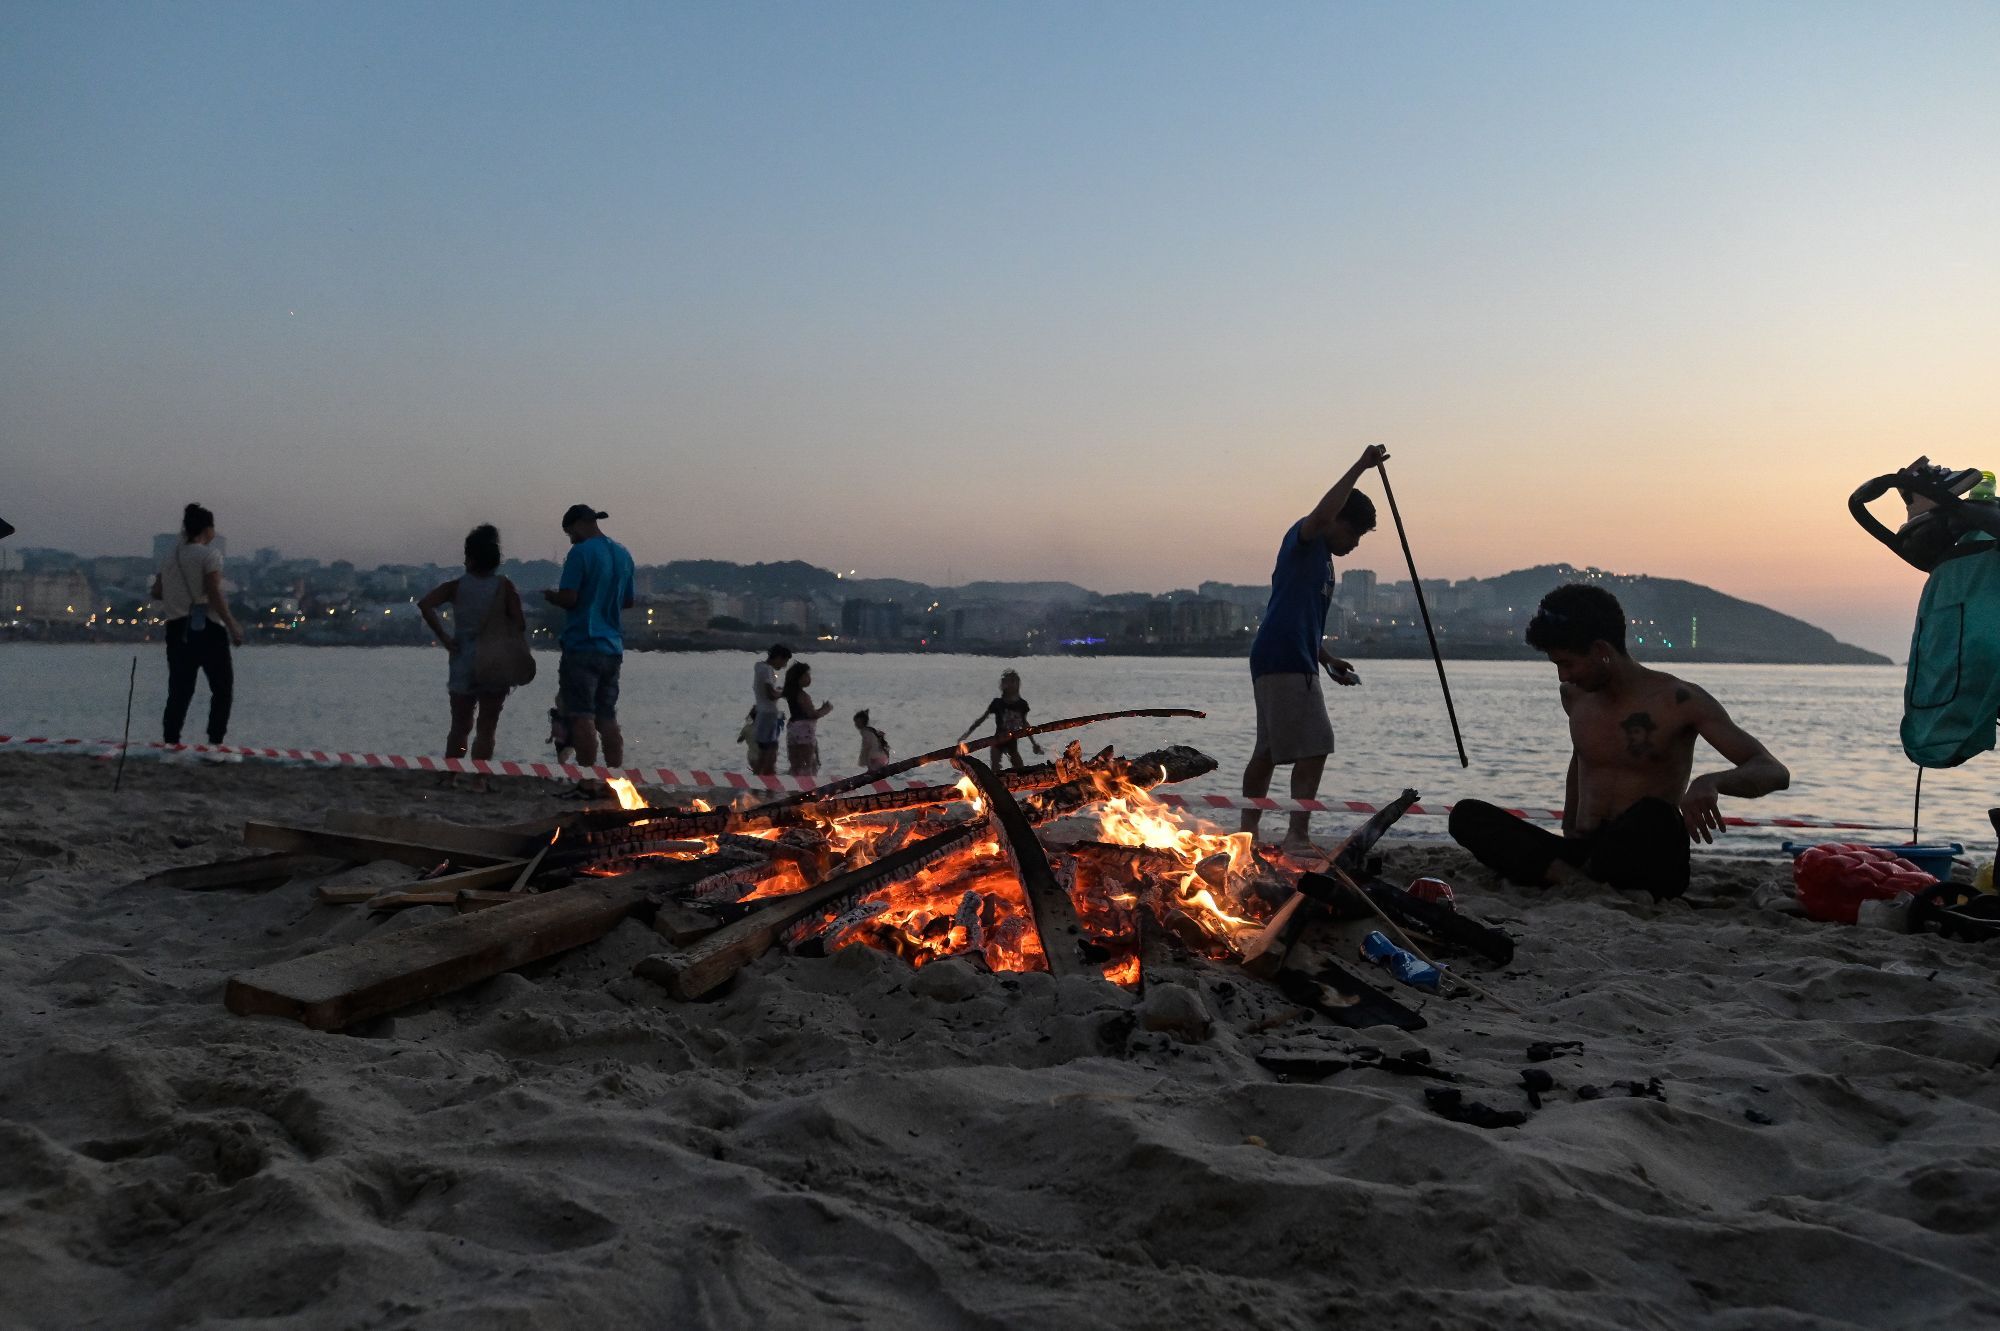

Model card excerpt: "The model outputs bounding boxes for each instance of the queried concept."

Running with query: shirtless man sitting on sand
[1448,582,1790,900]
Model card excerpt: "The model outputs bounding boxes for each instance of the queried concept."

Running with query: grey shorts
[557,649,621,723]
[1252,671,1334,764]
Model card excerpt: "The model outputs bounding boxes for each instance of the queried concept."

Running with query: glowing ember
[607,778,647,811]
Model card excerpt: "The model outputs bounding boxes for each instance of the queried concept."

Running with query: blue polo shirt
[1249,519,1333,677]
[558,535,635,655]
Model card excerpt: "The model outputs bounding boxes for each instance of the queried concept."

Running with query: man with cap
[541,505,636,770]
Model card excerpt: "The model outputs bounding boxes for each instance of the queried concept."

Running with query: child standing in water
[854,710,892,771]
[958,669,1044,770]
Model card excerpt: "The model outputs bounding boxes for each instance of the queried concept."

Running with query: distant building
[841,599,904,641]
[0,570,93,620]
[1338,569,1377,613]
[637,591,712,634]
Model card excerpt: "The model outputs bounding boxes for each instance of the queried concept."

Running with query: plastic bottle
[1971,471,1998,502]
[1360,931,1443,990]
[1976,860,1994,894]
[1855,893,1914,931]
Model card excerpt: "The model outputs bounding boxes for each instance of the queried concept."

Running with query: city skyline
[6,3,1997,660]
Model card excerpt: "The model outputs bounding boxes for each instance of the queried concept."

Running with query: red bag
[1794,843,1938,924]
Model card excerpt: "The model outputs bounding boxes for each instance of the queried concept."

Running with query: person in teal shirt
[541,504,635,768]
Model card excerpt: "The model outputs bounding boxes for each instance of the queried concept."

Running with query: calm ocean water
[2,644,1993,848]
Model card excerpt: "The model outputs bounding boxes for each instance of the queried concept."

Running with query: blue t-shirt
[558,535,635,655]
[1248,519,1333,677]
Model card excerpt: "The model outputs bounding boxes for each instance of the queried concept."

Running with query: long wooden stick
[745,707,1206,814]
[1376,461,1467,768]
[1327,863,1521,1013]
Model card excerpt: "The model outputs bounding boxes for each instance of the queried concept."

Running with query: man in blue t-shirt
[1243,444,1387,856]
[541,504,636,769]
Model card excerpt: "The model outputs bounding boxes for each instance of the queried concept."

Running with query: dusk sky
[5,2,1997,656]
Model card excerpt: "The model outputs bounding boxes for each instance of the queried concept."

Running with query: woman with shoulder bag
[419,524,532,789]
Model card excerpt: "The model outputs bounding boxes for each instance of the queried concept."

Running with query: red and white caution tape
[0,732,1907,831]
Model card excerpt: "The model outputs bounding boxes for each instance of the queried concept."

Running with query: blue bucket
[1781,841,1964,881]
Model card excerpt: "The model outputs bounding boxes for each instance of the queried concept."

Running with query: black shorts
[557,649,621,723]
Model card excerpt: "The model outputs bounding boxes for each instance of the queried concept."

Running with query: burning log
[1019,745,1218,824]
[636,822,983,1000]
[951,751,1085,978]
[1239,790,1418,980]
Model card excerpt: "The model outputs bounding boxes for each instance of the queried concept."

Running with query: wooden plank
[226,879,646,1030]
[243,820,513,869]
[952,750,1085,978]
[315,859,527,906]
[362,890,461,910]
[324,811,537,859]
[127,850,332,892]
[508,833,557,893]
[636,824,979,1000]
[653,901,723,944]
[456,889,528,912]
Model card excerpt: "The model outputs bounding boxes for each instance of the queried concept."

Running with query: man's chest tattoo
[1620,711,1660,758]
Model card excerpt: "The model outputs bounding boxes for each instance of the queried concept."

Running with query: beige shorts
[1252,671,1335,764]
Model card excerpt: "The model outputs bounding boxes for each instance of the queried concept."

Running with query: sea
[2,645,1993,852]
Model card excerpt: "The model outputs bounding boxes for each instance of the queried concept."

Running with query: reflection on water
[1,645,1992,845]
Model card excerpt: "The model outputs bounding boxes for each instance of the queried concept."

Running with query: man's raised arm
[1681,687,1791,843]
[1299,445,1390,543]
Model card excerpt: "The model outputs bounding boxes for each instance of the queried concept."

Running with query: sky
[3,2,1996,657]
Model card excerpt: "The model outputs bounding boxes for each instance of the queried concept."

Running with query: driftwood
[635,824,982,1000]
[126,850,333,893]
[226,878,648,1030]
[244,821,514,870]
[952,751,1084,978]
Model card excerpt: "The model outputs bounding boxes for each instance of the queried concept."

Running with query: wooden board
[243,820,514,869]
[314,860,528,907]
[126,850,333,892]
[653,901,723,944]
[324,811,538,860]
[226,879,646,1030]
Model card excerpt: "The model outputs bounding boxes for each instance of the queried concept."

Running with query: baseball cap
[561,504,608,530]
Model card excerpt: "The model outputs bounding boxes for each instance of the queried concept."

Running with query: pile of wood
[157,709,1516,1035]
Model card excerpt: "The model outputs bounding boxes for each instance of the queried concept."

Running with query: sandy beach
[2,750,1996,1330]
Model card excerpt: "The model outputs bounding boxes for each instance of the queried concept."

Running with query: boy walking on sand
[1241,444,1387,857]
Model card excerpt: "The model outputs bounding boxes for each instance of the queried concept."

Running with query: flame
[1102,955,1141,986]
[1090,782,1265,949]
[607,777,647,811]
[954,774,986,816]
